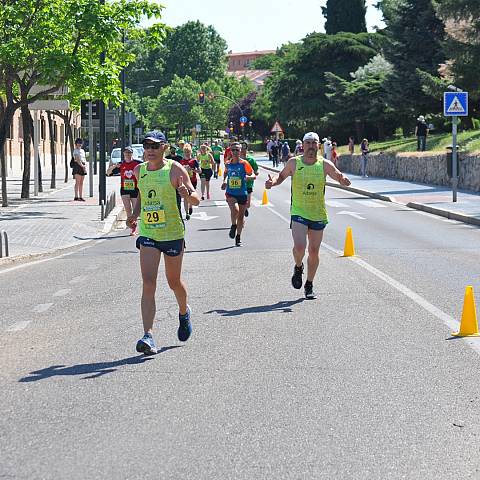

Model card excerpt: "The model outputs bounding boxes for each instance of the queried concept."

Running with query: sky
[150,0,385,52]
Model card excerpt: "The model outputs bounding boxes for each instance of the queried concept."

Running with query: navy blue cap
[143,131,167,143]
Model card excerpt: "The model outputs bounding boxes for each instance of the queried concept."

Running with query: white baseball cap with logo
[303,132,320,142]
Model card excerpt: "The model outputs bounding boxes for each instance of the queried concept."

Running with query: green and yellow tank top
[198,153,211,170]
[291,156,328,223]
[137,160,185,241]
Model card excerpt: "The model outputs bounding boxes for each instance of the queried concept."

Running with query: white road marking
[6,321,32,332]
[53,289,71,297]
[213,200,228,208]
[265,205,480,357]
[337,211,366,220]
[32,303,53,313]
[190,212,219,221]
[0,239,106,276]
[252,199,274,207]
[325,200,349,208]
[69,275,88,284]
[358,200,387,208]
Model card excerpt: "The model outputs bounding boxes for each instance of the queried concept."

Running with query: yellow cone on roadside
[218,166,223,177]
[261,189,269,205]
[343,227,355,257]
[452,286,480,337]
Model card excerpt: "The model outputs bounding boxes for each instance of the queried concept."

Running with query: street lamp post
[98,0,106,205]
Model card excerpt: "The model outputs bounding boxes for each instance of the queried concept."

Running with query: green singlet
[198,153,212,170]
[137,160,185,242]
[290,156,328,223]
[212,145,223,161]
[245,155,258,190]
[175,147,184,159]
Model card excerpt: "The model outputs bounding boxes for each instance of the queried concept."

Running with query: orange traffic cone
[261,189,269,205]
[343,227,355,257]
[452,286,479,337]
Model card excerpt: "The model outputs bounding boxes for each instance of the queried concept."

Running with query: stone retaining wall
[337,152,480,192]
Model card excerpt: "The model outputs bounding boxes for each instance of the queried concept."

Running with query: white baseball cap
[303,132,320,142]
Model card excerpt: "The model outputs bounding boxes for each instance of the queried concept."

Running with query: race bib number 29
[143,206,166,228]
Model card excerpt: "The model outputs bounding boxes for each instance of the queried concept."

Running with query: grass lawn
[337,130,480,155]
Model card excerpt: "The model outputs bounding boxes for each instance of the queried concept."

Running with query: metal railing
[0,230,9,258]
[100,191,116,221]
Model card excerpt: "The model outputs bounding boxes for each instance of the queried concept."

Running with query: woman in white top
[72,138,87,201]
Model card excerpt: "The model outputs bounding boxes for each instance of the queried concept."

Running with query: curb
[406,202,480,227]
[0,205,125,268]
[259,164,480,227]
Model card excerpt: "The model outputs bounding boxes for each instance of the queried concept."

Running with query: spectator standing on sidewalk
[331,142,338,167]
[281,141,290,165]
[415,115,429,152]
[72,138,87,201]
[294,139,303,156]
[348,136,355,154]
[271,139,279,168]
[266,137,274,164]
[360,138,369,178]
[323,137,332,161]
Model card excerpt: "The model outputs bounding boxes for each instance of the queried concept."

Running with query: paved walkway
[0,169,121,262]
[257,156,480,226]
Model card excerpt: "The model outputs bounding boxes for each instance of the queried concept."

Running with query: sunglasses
[143,142,165,150]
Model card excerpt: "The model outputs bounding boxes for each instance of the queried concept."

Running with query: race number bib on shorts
[142,205,166,228]
[123,179,135,190]
[228,177,242,189]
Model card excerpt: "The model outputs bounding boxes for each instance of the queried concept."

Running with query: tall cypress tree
[381,0,446,130]
[322,0,367,34]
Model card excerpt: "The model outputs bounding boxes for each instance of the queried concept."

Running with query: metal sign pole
[128,114,133,146]
[452,116,458,203]
[88,102,94,197]
[33,111,39,196]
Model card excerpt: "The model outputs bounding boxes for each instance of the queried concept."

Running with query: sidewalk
[0,170,122,264]
[256,156,480,226]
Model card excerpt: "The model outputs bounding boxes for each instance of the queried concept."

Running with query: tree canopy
[322,0,367,34]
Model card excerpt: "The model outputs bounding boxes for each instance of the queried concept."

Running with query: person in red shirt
[107,146,142,234]
[180,143,200,220]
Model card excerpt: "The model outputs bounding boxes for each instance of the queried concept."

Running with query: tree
[261,32,385,132]
[435,0,480,104]
[322,0,367,34]
[0,0,164,203]
[380,0,446,133]
[162,21,228,86]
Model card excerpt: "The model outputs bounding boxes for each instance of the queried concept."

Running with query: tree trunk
[47,111,56,189]
[0,146,7,207]
[30,112,43,193]
[21,104,32,199]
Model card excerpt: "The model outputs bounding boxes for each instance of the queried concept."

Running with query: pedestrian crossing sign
[444,91,468,117]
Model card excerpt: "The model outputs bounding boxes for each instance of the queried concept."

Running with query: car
[108,148,122,175]
[131,144,144,161]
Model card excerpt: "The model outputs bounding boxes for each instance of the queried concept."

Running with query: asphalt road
[1,169,480,479]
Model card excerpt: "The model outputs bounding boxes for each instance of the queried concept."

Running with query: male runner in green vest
[265,131,351,299]
[127,131,200,355]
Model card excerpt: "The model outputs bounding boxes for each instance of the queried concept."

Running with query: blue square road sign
[444,92,468,117]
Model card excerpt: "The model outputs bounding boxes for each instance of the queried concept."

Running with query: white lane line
[6,321,32,332]
[0,239,106,276]
[32,303,53,313]
[213,200,228,208]
[325,200,349,208]
[69,275,88,285]
[53,288,71,297]
[265,205,480,356]
[252,199,274,208]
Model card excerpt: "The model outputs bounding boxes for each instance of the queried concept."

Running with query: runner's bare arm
[171,162,201,206]
[323,159,351,186]
[265,157,295,189]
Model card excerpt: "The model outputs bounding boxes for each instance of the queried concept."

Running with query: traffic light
[198,92,205,104]
[240,122,245,128]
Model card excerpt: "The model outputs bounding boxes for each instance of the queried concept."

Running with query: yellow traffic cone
[218,166,223,177]
[343,227,355,257]
[261,189,269,205]
[452,286,479,337]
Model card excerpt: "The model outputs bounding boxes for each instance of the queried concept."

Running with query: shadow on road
[18,347,181,382]
[205,299,304,317]
[73,234,131,241]
[186,246,235,253]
